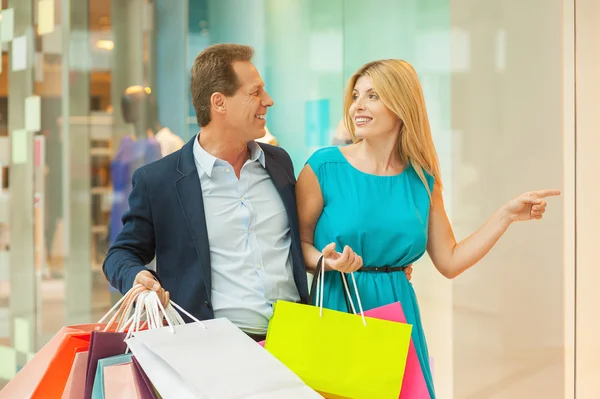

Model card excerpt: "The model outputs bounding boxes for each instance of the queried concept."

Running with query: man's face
[224,61,274,141]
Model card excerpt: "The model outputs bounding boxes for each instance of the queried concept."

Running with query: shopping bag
[364,302,430,399]
[126,301,324,399]
[62,351,90,399]
[0,284,150,399]
[83,331,128,399]
[84,284,163,399]
[259,302,428,398]
[264,269,412,399]
[91,353,133,399]
[31,332,92,398]
[103,362,142,399]
[88,288,187,399]
[0,324,105,399]
[131,356,161,399]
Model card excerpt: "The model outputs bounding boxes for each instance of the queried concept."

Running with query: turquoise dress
[307,146,436,398]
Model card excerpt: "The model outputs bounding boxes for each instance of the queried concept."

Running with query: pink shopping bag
[103,362,142,399]
[260,301,429,399]
[366,302,430,399]
[62,351,89,399]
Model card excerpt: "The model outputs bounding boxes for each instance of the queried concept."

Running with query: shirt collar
[248,139,266,168]
[193,133,266,178]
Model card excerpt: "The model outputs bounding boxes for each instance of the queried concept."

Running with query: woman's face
[349,75,401,141]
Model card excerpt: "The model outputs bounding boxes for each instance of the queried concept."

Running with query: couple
[103,43,559,398]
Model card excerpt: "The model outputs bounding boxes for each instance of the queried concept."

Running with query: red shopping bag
[31,332,92,398]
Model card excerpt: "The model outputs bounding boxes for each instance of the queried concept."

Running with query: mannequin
[109,86,162,246]
[146,92,185,157]
[121,85,153,140]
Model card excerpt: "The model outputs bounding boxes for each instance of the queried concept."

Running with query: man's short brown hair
[190,43,254,127]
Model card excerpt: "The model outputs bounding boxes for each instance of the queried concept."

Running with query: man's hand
[134,270,170,307]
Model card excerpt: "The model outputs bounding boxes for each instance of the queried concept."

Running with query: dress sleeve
[305,147,329,186]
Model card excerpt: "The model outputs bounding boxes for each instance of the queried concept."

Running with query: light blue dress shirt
[193,134,300,334]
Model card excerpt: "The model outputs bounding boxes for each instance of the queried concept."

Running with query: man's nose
[262,91,274,107]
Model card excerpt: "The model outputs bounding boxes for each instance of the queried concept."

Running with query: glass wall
[0,0,161,386]
[0,0,578,397]
[187,0,450,175]
[188,4,569,396]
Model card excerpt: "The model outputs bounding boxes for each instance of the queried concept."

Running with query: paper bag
[265,301,412,399]
[127,318,323,399]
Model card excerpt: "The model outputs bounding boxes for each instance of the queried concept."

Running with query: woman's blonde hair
[343,59,442,193]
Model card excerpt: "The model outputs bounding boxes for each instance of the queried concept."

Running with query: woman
[295,59,560,398]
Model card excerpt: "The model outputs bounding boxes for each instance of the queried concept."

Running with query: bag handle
[99,285,207,337]
[98,284,148,331]
[314,255,367,326]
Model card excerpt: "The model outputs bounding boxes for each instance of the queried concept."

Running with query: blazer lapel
[260,145,308,301]
[260,146,302,256]
[261,146,295,216]
[175,138,211,298]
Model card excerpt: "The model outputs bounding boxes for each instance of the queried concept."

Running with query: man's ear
[210,92,226,115]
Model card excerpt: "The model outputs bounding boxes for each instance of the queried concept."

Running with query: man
[103,44,412,340]
[103,44,309,340]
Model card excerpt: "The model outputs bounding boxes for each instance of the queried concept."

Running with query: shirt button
[225,168,230,173]
[240,196,245,201]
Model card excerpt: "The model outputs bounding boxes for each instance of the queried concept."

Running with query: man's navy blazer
[103,137,309,320]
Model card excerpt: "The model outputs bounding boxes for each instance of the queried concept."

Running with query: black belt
[359,266,407,273]
[308,265,410,308]
[245,332,267,342]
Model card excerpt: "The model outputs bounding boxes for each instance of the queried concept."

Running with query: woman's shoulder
[306,146,345,170]
[406,163,436,192]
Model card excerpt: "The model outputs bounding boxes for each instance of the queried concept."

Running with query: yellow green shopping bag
[264,268,412,399]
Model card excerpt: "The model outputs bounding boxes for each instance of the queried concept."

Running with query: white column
[62,0,92,324]
[575,0,600,396]
[8,0,36,353]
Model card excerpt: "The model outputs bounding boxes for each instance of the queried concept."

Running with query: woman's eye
[370,94,378,100]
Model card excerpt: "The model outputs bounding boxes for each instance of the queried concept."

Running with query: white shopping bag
[126,317,323,399]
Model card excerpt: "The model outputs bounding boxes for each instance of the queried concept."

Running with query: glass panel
[188,1,570,397]
[449,0,566,397]
[0,0,158,387]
